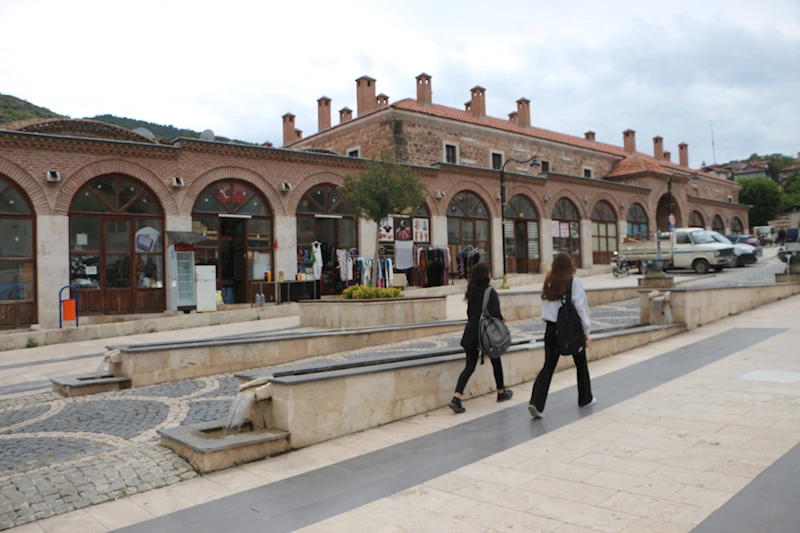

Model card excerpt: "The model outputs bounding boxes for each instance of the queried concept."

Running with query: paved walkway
[2,291,798,532]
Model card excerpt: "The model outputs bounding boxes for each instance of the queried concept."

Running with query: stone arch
[549,188,586,219]
[589,192,621,220]
[55,159,179,215]
[444,180,498,217]
[711,213,725,233]
[0,158,52,214]
[506,185,544,220]
[730,215,745,234]
[288,171,347,214]
[183,166,283,216]
[688,209,707,228]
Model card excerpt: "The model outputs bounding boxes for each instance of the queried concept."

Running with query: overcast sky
[1,0,798,167]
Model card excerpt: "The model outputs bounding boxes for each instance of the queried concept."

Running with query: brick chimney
[317,97,331,132]
[663,151,672,162]
[678,142,689,167]
[516,97,531,128]
[416,73,432,105]
[295,129,302,140]
[653,136,663,161]
[585,131,596,141]
[470,86,486,117]
[376,93,389,108]
[282,113,296,146]
[623,129,636,154]
[339,107,353,124]
[356,76,377,116]
[464,101,471,112]
[508,111,518,124]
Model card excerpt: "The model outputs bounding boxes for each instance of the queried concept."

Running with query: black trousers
[530,322,593,412]
[455,347,504,394]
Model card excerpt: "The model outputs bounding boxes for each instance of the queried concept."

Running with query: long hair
[465,262,491,301]
[542,252,576,301]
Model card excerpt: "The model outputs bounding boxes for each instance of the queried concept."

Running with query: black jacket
[460,286,503,351]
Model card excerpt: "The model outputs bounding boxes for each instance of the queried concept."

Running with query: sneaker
[449,397,465,414]
[580,397,597,408]
[497,389,513,402]
[528,404,542,419]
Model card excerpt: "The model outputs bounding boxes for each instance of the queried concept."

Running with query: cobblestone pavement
[0,299,640,530]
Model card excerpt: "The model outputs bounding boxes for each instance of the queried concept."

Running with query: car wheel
[693,259,711,274]
[737,256,744,267]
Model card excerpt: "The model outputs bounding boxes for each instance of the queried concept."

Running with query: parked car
[726,235,763,258]
[714,233,758,267]
[620,227,734,274]
[753,226,776,245]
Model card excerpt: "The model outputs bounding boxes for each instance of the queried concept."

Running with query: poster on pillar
[379,218,394,241]
[413,218,429,242]
[551,220,559,238]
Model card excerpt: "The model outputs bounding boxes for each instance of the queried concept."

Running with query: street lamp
[500,155,540,289]
[666,172,699,232]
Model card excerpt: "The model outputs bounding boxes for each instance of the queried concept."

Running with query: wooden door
[515,221,527,273]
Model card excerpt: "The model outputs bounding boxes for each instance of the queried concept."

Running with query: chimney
[679,142,689,167]
[623,129,636,154]
[653,136,663,161]
[317,97,331,132]
[416,73,432,105]
[464,101,471,112]
[339,107,352,124]
[261,141,273,148]
[376,93,389,108]
[663,151,672,162]
[356,75,377,116]
[295,129,302,140]
[508,111,518,124]
[282,113,295,146]
[516,97,530,128]
[469,86,486,117]
[585,131,596,141]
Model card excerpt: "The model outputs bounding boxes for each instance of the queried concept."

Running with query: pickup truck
[620,227,735,274]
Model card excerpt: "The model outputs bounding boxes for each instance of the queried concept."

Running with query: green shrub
[341,285,403,300]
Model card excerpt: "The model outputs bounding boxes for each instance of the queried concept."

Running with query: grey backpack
[478,288,512,359]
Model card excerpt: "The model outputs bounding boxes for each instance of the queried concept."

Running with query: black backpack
[555,277,585,355]
[479,288,512,359]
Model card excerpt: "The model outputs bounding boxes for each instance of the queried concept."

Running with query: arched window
[689,211,705,228]
[447,191,491,277]
[552,198,581,265]
[626,203,649,241]
[730,217,744,235]
[192,180,273,305]
[0,176,36,327]
[591,201,617,264]
[69,175,164,315]
[712,215,725,234]
[504,195,540,274]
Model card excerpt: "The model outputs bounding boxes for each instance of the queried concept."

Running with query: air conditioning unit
[280,182,292,192]
[171,177,185,188]
[45,170,61,183]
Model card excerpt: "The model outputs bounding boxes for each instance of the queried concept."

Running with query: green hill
[0,93,254,145]
[0,94,65,123]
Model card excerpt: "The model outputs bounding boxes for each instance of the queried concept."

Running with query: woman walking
[450,262,513,413]
[529,252,594,418]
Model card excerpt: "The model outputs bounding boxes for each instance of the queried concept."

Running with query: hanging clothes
[312,243,323,280]
[395,240,414,270]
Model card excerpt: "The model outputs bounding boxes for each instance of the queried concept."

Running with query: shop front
[447,191,491,279]
[379,204,432,286]
[503,194,540,274]
[626,203,649,240]
[0,175,35,328]
[551,198,581,266]
[712,215,725,234]
[68,174,165,315]
[591,200,618,265]
[192,180,274,305]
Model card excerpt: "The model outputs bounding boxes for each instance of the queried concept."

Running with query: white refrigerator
[167,245,197,313]
[195,265,217,312]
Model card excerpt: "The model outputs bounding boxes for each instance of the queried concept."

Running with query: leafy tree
[339,153,425,286]
[738,177,782,226]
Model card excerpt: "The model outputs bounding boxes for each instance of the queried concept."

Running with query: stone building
[0,73,748,329]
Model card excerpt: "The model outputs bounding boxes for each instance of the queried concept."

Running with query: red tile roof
[606,154,670,178]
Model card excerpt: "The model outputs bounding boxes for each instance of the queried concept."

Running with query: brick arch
[711,212,726,231]
[55,159,179,215]
[549,188,585,219]
[506,185,544,220]
[288,172,347,214]
[0,158,51,214]
[688,207,710,227]
[444,181,498,218]
[622,195,651,221]
[420,190,441,217]
[729,214,745,233]
[183,166,284,216]
[589,192,621,221]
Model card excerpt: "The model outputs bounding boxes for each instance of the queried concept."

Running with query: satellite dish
[199,129,215,141]
[132,127,155,140]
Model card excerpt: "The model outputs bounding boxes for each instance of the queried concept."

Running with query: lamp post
[500,155,540,289]
[667,172,700,232]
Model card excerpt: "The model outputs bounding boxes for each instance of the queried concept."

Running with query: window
[445,144,457,164]
[347,148,360,158]
[676,232,691,245]
[540,160,550,173]
[491,152,503,170]
[583,168,593,178]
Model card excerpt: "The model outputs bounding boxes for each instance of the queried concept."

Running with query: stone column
[431,216,448,247]
[491,217,503,279]
[540,217,554,272]
[617,219,627,251]
[580,219,593,269]
[36,215,70,329]
[274,216,298,280]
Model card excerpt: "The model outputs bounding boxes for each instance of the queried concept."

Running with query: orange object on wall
[62,299,76,321]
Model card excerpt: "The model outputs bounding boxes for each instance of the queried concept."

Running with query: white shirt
[541,277,591,334]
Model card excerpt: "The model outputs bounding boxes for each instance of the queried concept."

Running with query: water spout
[223,392,255,432]
[95,357,108,379]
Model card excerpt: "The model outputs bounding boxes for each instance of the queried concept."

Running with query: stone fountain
[776,243,800,283]
[158,377,289,473]
[639,232,675,289]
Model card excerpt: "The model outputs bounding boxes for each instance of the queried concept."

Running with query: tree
[339,153,425,286]
[738,177,782,226]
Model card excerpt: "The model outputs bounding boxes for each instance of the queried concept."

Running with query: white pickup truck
[620,227,735,274]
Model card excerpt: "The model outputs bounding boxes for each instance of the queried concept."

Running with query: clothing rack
[415,245,449,287]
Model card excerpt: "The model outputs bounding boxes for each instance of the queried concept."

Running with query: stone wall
[298,296,447,328]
